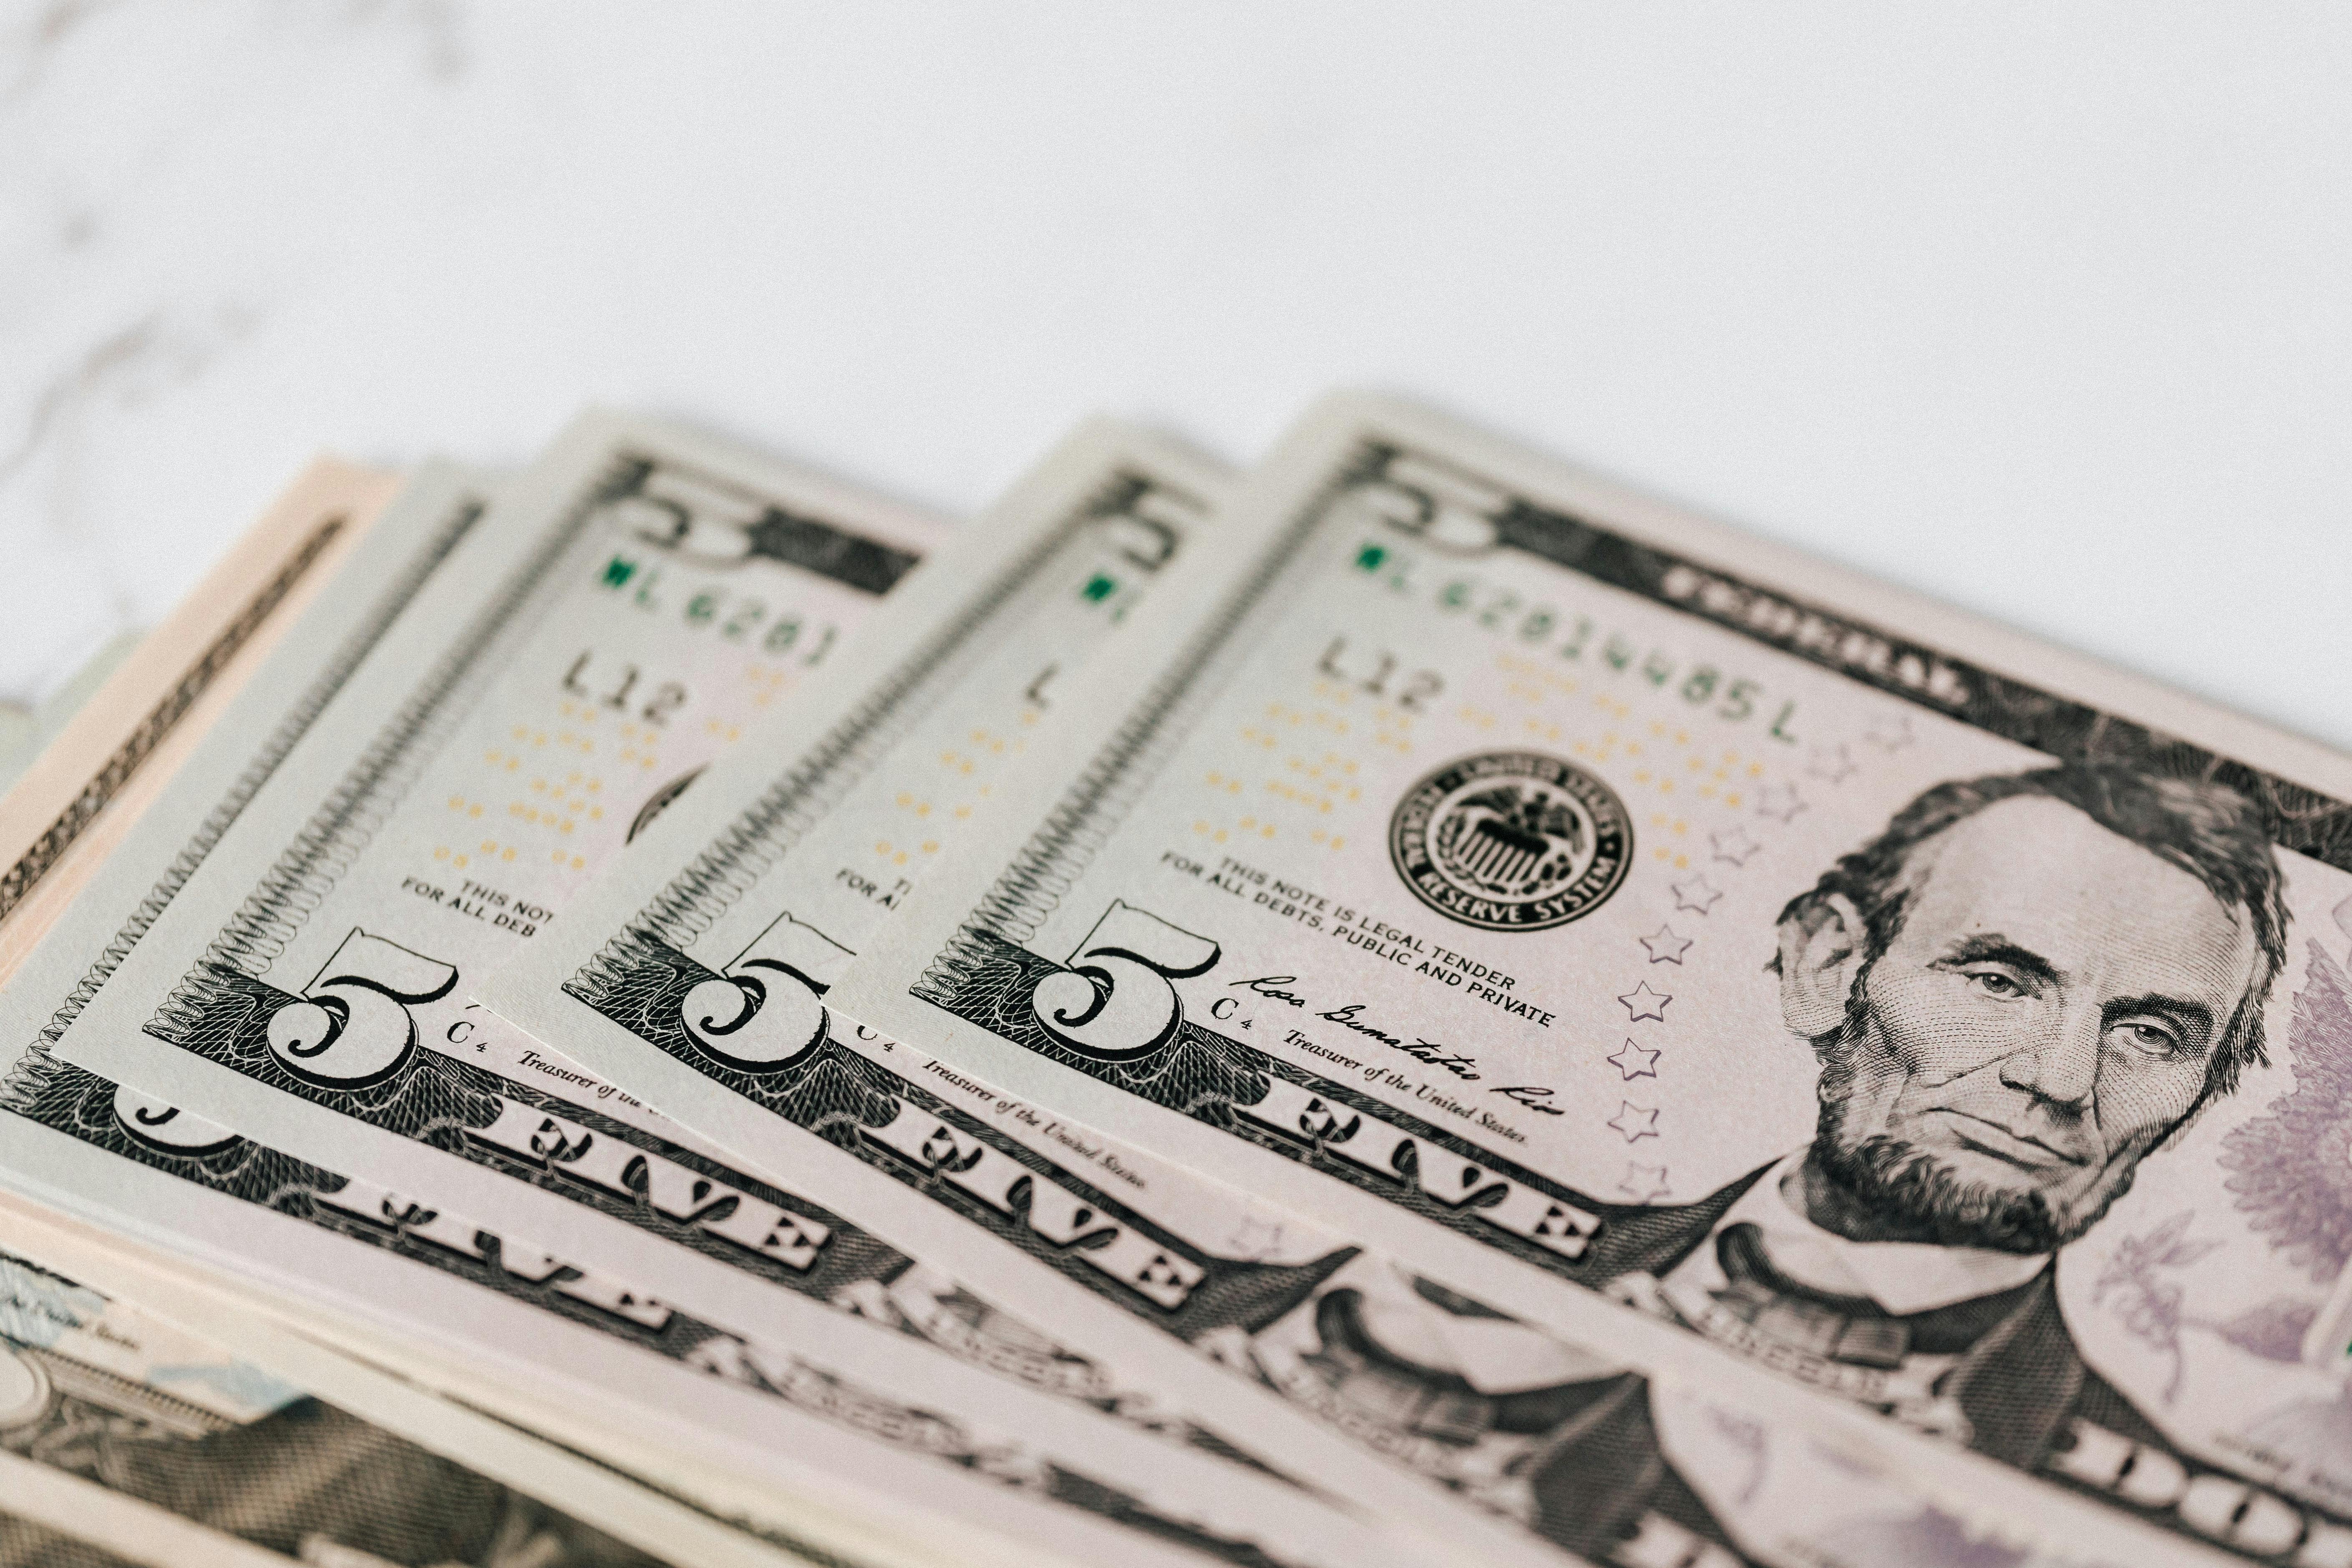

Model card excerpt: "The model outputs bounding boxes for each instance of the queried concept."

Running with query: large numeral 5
[604,463,758,566]
[1098,482,1191,573]
[112,1086,242,1157]
[265,929,457,1089]
[1330,453,1508,555]
[681,913,852,1074]
[1031,901,1219,1062]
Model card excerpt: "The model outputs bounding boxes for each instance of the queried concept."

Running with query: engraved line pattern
[567,469,1201,1007]
[914,453,1375,1006]
[902,433,2352,1565]
[0,497,488,1115]
[153,460,642,1000]
[921,435,2352,1018]
[0,516,345,924]
[1487,485,2352,868]
[5,1058,1303,1568]
[422,1392,869,1568]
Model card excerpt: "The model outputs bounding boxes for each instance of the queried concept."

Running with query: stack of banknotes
[1,396,2347,1568]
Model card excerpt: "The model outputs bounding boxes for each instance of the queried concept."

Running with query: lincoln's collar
[1705,1151,2049,1316]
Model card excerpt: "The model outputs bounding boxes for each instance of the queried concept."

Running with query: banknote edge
[0,488,489,1112]
[0,516,348,928]
[565,456,1215,1009]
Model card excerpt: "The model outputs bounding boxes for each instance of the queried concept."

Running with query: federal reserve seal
[1388,752,1631,931]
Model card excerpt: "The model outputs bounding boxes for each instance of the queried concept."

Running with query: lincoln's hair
[1778,764,2289,1100]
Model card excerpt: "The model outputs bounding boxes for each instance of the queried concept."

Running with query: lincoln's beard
[1809,993,2142,1255]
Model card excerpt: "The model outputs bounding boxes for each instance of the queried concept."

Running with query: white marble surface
[3,3,2348,745]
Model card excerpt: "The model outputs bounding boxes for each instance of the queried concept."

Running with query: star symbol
[1617,1162,1672,1202]
[1806,743,1856,783]
[1617,982,1671,1022]
[1607,1102,1660,1143]
[1607,1038,1661,1080]
[1755,782,1808,823]
[1224,1215,1293,1261]
[1670,874,1722,915]
[1866,712,1915,752]
[1709,826,1760,867]
[1638,924,1692,965]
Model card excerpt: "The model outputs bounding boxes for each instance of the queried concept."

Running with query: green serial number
[597,554,839,663]
[1353,541,1800,742]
